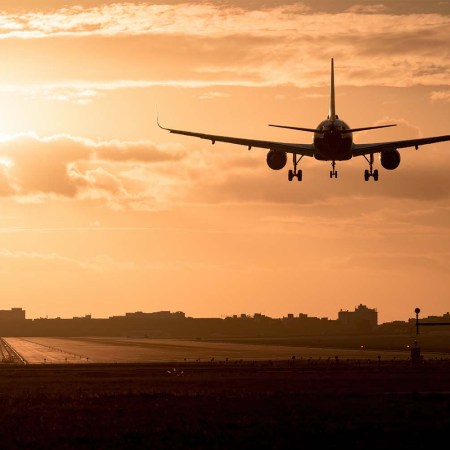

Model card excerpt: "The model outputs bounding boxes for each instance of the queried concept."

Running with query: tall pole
[415,308,420,336]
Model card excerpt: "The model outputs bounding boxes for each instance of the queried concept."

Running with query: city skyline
[1,304,448,325]
[0,1,449,323]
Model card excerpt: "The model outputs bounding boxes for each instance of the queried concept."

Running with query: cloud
[179,123,450,207]
[0,3,447,89]
[93,141,186,163]
[346,4,388,14]
[430,90,450,102]
[0,249,137,272]
[0,3,442,43]
[0,80,274,105]
[0,134,89,197]
[0,125,449,211]
[356,117,423,141]
[199,91,231,100]
[326,251,450,274]
[44,88,100,105]
[261,203,450,242]
[0,3,313,39]
[0,78,274,93]
[0,133,187,205]
[69,166,126,195]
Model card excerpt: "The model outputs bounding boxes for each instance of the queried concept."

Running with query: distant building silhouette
[338,304,378,332]
[0,308,25,321]
[122,311,185,319]
[419,312,450,324]
[0,305,448,339]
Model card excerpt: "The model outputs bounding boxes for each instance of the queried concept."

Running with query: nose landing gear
[330,160,338,178]
[288,154,303,181]
[363,153,379,181]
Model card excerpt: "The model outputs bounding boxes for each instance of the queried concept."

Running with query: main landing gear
[330,160,337,178]
[363,153,379,181]
[288,154,303,181]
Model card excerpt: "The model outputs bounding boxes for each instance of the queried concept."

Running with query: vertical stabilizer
[329,58,336,120]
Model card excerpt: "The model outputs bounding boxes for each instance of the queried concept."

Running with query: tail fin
[329,58,336,121]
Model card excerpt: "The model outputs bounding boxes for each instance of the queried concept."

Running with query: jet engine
[379,149,401,170]
[266,150,287,170]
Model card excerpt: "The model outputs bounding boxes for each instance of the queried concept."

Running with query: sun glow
[0,156,13,168]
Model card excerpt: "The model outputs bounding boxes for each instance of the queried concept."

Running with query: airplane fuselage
[313,118,353,161]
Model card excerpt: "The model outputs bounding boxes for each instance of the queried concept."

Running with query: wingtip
[155,108,164,129]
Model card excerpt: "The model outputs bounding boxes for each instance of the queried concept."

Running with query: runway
[2,336,443,364]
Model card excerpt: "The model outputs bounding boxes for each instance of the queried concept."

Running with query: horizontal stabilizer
[269,124,323,133]
[343,124,396,134]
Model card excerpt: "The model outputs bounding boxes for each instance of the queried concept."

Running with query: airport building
[0,307,26,321]
[338,304,378,331]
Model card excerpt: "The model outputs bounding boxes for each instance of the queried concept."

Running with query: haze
[0,0,449,323]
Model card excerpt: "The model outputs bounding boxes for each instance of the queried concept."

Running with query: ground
[0,360,449,449]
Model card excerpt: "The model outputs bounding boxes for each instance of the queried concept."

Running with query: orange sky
[0,1,449,323]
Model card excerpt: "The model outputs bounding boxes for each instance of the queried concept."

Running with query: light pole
[415,307,420,336]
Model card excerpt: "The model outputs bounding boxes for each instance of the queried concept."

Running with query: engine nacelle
[379,149,401,170]
[266,150,287,170]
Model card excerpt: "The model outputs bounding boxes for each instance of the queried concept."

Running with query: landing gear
[330,160,338,178]
[288,169,302,181]
[364,169,378,181]
[288,154,303,181]
[363,153,379,181]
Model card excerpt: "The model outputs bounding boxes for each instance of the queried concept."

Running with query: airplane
[158,59,450,181]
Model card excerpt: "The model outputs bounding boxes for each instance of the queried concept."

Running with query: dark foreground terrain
[0,359,449,449]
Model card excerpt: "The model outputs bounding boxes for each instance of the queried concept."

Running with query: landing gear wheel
[289,155,304,182]
[330,171,333,179]
[363,153,379,181]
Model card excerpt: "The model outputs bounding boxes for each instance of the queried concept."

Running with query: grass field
[0,360,449,449]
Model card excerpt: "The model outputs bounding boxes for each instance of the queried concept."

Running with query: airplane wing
[352,135,450,157]
[158,121,315,157]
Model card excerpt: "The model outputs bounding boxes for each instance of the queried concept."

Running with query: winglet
[329,58,336,121]
[156,108,166,130]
